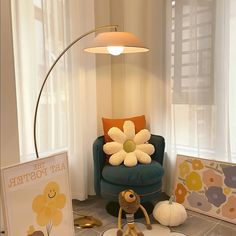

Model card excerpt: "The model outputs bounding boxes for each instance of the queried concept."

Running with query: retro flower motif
[202,169,223,187]
[179,161,190,178]
[185,171,202,191]
[205,186,226,207]
[222,166,236,188]
[192,159,204,170]
[32,182,66,227]
[222,196,236,219]
[187,192,212,212]
[224,187,232,195]
[103,121,154,167]
[175,183,187,204]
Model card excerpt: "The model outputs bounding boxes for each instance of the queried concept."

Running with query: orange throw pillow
[102,115,146,143]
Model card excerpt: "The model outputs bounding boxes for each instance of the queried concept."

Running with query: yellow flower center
[123,139,136,153]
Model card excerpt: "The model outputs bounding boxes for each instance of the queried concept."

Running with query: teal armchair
[93,134,165,203]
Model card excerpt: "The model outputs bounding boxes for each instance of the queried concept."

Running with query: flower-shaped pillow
[103,120,155,167]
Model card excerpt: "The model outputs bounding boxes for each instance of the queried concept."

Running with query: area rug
[101,223,186,236]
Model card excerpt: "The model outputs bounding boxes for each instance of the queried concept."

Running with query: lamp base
[74,216,102,228]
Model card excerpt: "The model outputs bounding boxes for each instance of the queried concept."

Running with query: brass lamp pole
[33,25,118,158]
[33,24,148,158]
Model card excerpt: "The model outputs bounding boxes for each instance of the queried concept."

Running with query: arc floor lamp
[33,24,149,158]
[32,24,149,228]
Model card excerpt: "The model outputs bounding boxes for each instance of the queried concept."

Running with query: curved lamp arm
[33,24,118,158]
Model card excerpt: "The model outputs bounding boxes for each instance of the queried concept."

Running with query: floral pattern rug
[174,155,236,224]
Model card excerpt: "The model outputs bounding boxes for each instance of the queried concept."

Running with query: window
[171,0,215,105]
[169,0,236,162]
[12,0,68,161]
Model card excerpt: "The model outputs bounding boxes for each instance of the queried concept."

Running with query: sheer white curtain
[11,0,96,200]
[66,0,97,200]
[95,0,166,136]
[165,0,236,195]
[12,0,236,199]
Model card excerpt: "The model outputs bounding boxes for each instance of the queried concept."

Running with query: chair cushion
[102,160,164,186]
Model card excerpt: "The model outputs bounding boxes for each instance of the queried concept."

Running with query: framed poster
[1,152,75,236]
[173,155,236,224]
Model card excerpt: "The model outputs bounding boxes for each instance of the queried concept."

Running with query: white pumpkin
[153,196,187,226]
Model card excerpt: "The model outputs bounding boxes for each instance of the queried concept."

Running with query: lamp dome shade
[84,32,149,54]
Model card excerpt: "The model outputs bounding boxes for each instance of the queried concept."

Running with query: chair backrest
[149,134,165,165]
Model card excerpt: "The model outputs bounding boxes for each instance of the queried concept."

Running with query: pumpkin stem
[169,195,174,204]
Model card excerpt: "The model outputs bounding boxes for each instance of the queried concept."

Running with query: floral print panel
[174,155,236,224]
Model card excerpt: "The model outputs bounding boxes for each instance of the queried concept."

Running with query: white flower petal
[108,127,126,143]
[123,120,135,140]
[136,144,155,155]
[135,150,151,164]
[109,150,126,166]
[124,152,137,167]
[103,142,122,155]
[134,129,151,144]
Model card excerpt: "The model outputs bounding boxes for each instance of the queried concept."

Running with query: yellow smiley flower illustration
[32,182,66,235]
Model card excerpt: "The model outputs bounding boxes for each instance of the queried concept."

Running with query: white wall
[0,0,20,232]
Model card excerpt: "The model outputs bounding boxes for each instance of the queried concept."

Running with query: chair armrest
[93,135,106,195]
[149,134,165,165]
